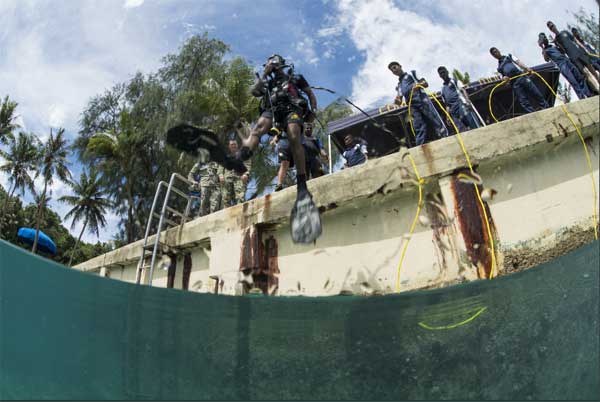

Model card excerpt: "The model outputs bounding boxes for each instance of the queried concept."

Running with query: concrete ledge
[76,97,599,279]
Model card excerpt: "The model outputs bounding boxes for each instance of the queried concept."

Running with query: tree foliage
[59,167,112,266]
[32,127,72,253]
[452,69,471,85]
[0,96,19,145]
[0,132,40,234]
[4,32,354,262]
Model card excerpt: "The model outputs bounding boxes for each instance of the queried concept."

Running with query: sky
[0,0,596,244]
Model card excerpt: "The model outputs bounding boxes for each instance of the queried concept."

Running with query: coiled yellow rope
[488,71,598,240]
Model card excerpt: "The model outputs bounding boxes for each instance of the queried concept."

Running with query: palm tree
[86,122,141,243]
[201,57,260,134]
[59,167,111,266]
[452,69,471,85]
[0,96,19,145]
[0,132,40,235]
[32,128,71,253]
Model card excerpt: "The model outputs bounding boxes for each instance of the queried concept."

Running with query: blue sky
[0,0,596,243]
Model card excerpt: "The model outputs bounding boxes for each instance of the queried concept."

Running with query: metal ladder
[136,173,198,286]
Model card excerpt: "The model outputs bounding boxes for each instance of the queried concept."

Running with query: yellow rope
[487,72,529,124]
[395,153,423,292]
[487,71,598,240]
[418,306,488,330]
[584,50,600,58]
[407,84,498,279]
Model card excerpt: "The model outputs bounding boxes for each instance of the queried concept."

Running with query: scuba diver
[166,54,321,244]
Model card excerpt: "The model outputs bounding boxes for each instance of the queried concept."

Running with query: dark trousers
[412,98,448,145]
[450,103,481,132]
[559,61,593,99]
[513,76,549,114]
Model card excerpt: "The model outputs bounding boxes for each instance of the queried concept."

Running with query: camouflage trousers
[221,176,246,208]
[200,182,221,217]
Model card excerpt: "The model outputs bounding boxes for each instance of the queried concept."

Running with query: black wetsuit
[258,72,311,129]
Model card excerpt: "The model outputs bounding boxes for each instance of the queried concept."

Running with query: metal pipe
[148,175,177,285]
[328,135,332,174]
[136,181,168,284]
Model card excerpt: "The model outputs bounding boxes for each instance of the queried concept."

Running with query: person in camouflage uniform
[188,161,222,216]
[219,139,250,208]
[186,163,203,217]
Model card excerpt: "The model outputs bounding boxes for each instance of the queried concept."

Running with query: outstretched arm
[304,87,318,112]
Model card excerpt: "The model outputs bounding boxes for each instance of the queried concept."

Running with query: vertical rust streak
[451,172,497,278]
[239,226,260,271]
[425,195,448,273]
[420,143,436,176]
[240,202,249,229]
[266,236,280,295]
[182,253,192,290]
[263,194,271,222]
[239,225,275,295]
[166,254,176,289]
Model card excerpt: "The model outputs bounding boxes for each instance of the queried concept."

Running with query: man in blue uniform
[388,61,448,146]
[437,66,482,132]
[489,47,549,114]
[571,27,600,72]
[547,21,600,82]
[341,134,368,168]
[538,33,592,99]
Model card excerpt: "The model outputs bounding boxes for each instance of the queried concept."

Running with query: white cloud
[295,37,320,66]
[328,0,596,108]
[0,170,9,192]
[124,0,144,9]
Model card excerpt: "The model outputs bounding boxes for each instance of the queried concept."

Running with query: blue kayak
[17,227,57,255]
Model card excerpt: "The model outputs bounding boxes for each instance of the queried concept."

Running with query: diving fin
[166,124,247,174]
[290,189,322,244]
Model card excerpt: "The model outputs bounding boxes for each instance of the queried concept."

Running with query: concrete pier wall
[76,97,600,296]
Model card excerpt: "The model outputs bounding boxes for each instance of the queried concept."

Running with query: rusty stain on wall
[167,254,177,289]
[425,193,458,279]
[182,253,192,290]
[263,194,271,222]
[264,236,280,295]
[239,225,279,295]
[450,170,499,278]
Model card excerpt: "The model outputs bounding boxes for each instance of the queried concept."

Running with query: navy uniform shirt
[397,72,427,105]
[342,141,367,168]
[554,30,585,59]
[441,78,464,112]
[497,54,522,78]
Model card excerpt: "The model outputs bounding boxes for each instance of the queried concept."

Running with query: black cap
[388,61,400,69]
[263,54,286,67]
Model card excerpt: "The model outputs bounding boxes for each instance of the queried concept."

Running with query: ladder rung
[163,217,179,227]
[143,242,169,252]
[169,187,189,199]
[166,206,184,217]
